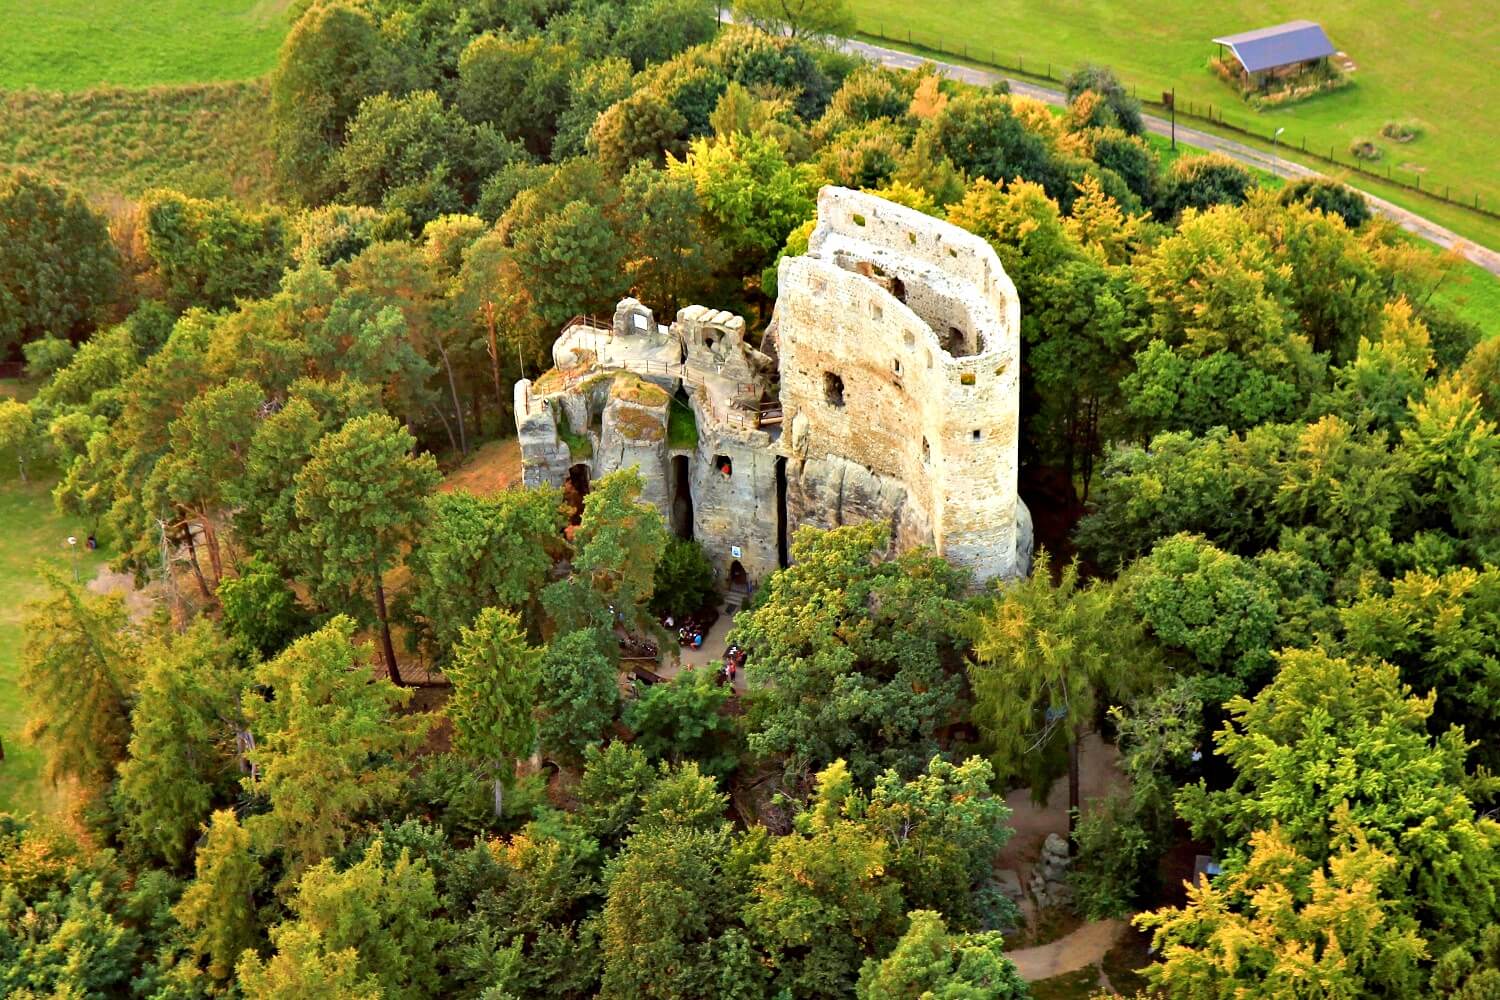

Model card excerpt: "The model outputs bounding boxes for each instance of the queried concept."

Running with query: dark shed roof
[1212,20,1335,73]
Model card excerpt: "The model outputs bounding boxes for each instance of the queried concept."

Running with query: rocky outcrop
[596,380,671,511]
[1028,833,1075,910]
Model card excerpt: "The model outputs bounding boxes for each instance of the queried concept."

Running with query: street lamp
[1272,126,1286,175]
[66,535,79,582]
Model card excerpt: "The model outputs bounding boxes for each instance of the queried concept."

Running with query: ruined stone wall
[775,187,1023,583]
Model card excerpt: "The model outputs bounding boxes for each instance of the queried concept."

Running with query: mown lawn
[0,381,111,817]
[0,82,278,204]
[850,0,1500,226]
[0,0,293,91]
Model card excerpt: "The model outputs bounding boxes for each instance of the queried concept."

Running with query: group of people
[663,608,718,649]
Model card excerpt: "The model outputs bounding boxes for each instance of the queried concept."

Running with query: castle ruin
[514,187,1033,590]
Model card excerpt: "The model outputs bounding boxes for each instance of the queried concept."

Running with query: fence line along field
[849,0,1500,218]
[0,0,294,91]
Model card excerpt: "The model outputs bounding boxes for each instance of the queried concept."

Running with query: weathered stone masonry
[514,186,1033,590]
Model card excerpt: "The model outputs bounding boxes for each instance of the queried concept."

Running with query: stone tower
[773,187,1027,584]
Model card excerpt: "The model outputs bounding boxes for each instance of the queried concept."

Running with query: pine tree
[20,569,136,797]
[293,412,440,684]
[174,810,265,981]
[243,617,425,878]
[115,620,245,867]
[447,607,540,818]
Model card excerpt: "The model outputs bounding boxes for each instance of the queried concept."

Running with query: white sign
[730,545,742,559]
[632,312,648,330]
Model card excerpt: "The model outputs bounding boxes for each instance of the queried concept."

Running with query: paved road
[825,33,1500,276]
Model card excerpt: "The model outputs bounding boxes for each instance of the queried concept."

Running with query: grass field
[851,0,1500,227]
[0,0,293,91]
[0,82,277,204]
[0,475,110,817]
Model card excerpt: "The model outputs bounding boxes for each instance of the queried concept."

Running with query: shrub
[1063,64,1143,136]
[1278,176,1371,228]
[1380,120,1422,143]
[1349,138,1382,161]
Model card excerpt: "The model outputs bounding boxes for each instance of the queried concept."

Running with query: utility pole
[1272,126,1286,176]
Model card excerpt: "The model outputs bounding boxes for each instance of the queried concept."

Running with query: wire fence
[859,24,1497,223]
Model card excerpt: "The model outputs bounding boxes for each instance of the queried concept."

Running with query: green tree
[336,90,516,226]
[1342,565,1500,770]
[155,376,263,587]
[138,189,289,313]
[669,132,818,277]
[856,910,1028,1000]
[650,536,719,618]
[242,838,447,1000]
[750,779,902,998]
[510,198,628,330]
[861,756,1017,929]
[270,0,395,203]
[575,741,662,845]
[443,826,604,998]
[1176,647,1500,954]
[448,607,541,818]
[734,522,970,786]
[20,570,136,797]
[1123,533,1280,688]
[0,171,122,351]
[0,399,38,483]
[243,617,423,879]
[1280,176,1372,229]
[931,93,1059,196]
[174,809,265,981]
[293,412,440,685]
[600,825,766,1000]
[615,161,720,316]
[457,33,576,157]
[1063,64,1143,135]
[536,627,620,765]
[733,0,855,40]
[591,91,688,175]
[970,552,1153,834]
[406,486,564,652]
[1156,152,1254,219]
[623,666,739,778]
[571,467,669,631]
[1136,820,1429,999]
[115,620,244,867]
[218,554,309,658]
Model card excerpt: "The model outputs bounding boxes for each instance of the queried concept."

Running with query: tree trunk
[483,301,506,415]
[15,455,25,484]
[436,342,468,457]
[1067,735,1081,854]
[181,525,214,601]
[374,576,403,687]
[492,774,504,819]
[432,403,459,455]
[200,518,224,586]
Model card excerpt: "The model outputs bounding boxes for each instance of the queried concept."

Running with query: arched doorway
[729,559,748,593]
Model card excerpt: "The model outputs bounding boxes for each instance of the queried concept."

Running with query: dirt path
[1008,918,1124,981]
[87,565,155,622]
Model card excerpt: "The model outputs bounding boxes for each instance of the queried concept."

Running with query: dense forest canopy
[2,0,1497,997]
